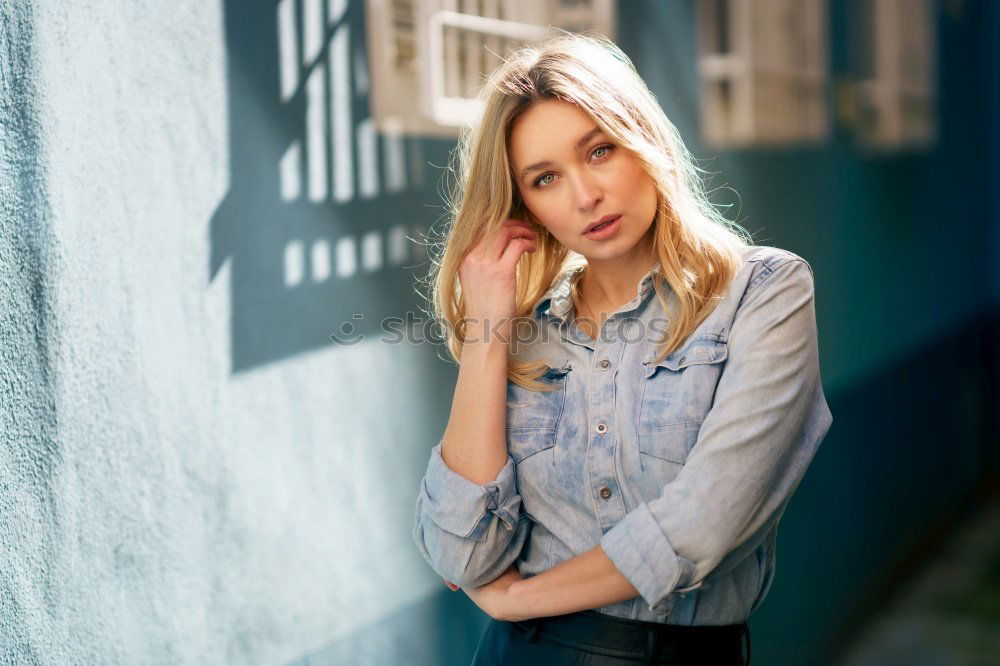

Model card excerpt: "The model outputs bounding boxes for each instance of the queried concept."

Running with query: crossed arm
[460,544,638,622]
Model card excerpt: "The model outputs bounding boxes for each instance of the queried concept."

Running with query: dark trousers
[471,610,749,665]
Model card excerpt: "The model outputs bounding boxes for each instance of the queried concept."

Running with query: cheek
[622,163,657,205]
[526,195,565,227]
[622,160,650,191]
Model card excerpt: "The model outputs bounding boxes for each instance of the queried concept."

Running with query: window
[848,0,937,151]
[696,0,829,148]
[365,0,617,137]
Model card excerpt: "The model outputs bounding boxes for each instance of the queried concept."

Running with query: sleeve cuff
[419,442,521,540]
[599,502,698,615]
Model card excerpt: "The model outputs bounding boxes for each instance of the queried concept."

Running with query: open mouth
[584,215,622,238]
[588,218,616,233]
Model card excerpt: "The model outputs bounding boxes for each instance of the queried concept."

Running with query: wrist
[501,578,533,622]
[463,315,513,346]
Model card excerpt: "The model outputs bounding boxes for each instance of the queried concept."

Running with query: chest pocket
[506,362,572,465]
[637,338,728,480]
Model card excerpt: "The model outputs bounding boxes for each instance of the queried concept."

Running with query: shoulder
[690,246,815,339]
[644,245,815,346]
[737,245,815,300]
[741,245,813,278]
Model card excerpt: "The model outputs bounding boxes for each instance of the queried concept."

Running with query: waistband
[512,610,749,664]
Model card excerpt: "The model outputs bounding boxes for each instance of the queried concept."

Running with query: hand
[461,563,527,622]
[458,218,538,341]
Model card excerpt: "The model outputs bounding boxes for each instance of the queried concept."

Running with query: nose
[571,170,603,213]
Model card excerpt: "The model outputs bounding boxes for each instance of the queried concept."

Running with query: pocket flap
[643,338,728,376]
[638,422,700,464]
[506,359,572,433]
[507,429,556,463]
[540,360,572,381]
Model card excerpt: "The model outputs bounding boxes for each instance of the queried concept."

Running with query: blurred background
[1,0,997,664]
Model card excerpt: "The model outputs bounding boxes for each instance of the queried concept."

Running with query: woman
[412,32,833,665]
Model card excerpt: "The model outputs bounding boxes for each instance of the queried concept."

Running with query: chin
[591,232,641,253]
[580,246,632,262]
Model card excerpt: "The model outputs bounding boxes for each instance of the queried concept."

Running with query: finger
[499,237,536,270]
[496,230,536,258]
[503,218,540,234]
[504,226,537,242]
[502,218,537,233]
[484,220,536,260]
[484,233,534,264]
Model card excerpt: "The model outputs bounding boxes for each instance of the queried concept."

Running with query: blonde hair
[421,31,753,391]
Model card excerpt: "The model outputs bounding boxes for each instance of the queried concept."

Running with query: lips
[585,214,622,234]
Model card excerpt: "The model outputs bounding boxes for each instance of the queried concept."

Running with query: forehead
[508,99,598,160]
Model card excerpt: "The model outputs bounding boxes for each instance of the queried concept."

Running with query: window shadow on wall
[210,0,453,372]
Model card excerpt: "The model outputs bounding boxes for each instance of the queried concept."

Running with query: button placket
[587,331,630,530]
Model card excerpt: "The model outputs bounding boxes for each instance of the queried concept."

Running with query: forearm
[441,321,510,485]
[506,545,638,619]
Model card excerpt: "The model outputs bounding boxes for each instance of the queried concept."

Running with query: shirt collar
[533,260,663,321]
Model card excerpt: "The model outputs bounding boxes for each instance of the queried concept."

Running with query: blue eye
[532,144,615,189]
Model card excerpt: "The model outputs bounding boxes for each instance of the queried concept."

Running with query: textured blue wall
[1,1,458,662]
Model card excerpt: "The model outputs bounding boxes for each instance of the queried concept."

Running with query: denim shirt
[412,245,833,625]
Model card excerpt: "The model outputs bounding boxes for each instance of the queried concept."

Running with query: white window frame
[365,0,617,138]
[849,0,937,152]
[696,0,830,149]
[422,10,552,129]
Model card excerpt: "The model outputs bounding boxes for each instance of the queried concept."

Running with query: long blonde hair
[421,32,753,391]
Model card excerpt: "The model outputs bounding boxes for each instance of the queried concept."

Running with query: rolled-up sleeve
[600,258,834,614]
[412,441,530,588]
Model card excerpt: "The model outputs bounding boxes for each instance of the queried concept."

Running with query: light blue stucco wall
[1,1,459,662]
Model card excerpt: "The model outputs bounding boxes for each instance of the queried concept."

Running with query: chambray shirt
[412,245,833,625]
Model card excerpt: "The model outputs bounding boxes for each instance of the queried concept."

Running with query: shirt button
[595,423,607,434]
[599,486,612,499]
[599,359,611,369]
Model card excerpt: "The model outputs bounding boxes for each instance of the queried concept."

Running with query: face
[507,98,658,264]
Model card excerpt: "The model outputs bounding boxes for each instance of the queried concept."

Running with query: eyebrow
[518,126,605,183]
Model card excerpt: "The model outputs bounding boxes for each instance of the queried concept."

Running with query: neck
[578,239,656,314]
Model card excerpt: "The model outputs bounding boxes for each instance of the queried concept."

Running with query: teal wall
[990,0,1000,309]
[616,2,998,664]
[621,2,1000,664]
[622,0,993,399]
[1,1,996,665]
